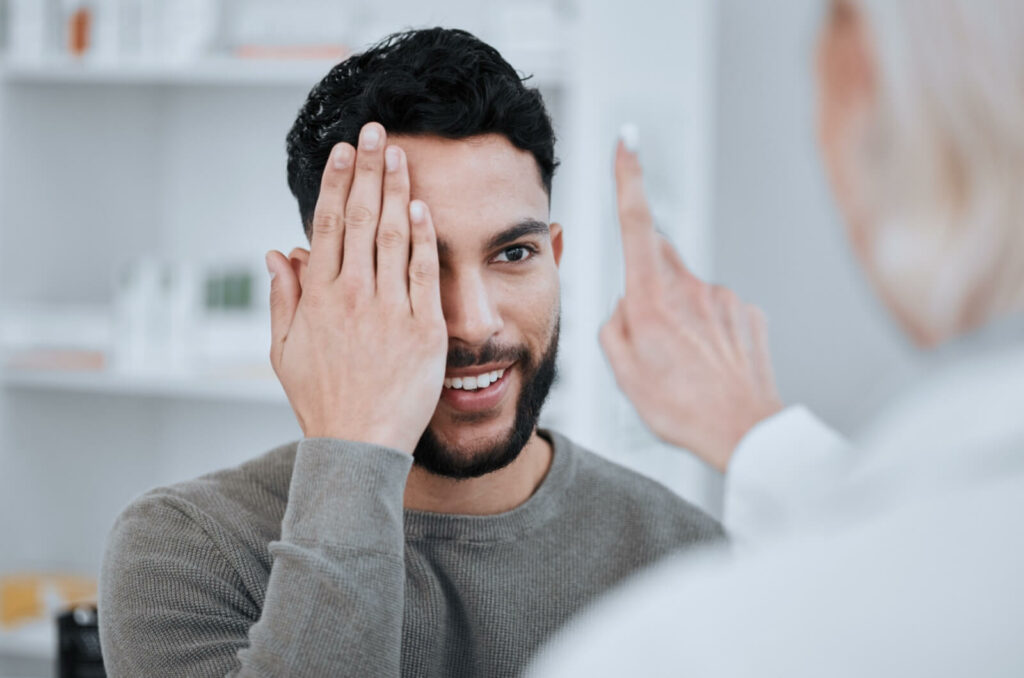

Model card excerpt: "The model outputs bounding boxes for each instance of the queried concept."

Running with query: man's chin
[412,418,523,480]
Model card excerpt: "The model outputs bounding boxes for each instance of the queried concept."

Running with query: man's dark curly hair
[286,27,559,236]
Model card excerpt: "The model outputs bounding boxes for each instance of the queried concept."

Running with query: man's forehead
[392,133,549,251]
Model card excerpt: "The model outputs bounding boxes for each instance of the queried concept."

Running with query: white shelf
[0,52,566,88]
[1,365,287,404]
[0,56,338,87]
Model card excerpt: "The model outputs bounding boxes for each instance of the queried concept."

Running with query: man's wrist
[303,426,416,455]
[285,438,414,550]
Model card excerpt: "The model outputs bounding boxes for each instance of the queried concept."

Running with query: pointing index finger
[614,135,661,298]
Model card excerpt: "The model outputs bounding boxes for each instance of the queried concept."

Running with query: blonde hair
[852,0,1024,337]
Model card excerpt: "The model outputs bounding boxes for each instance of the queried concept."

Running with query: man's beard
[413,318,559,480]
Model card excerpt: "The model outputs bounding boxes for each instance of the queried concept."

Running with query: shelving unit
[0,56,342,86]
[1,363,283,403]
[0,52,565,88]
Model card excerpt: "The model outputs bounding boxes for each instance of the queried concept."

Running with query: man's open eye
[493,244,537,264]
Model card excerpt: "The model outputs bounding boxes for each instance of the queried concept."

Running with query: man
[98,28,721,677]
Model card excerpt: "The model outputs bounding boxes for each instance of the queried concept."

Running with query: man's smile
[443,363,513,390]
[439,365,515,413]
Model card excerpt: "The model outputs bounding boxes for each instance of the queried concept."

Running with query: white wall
[546,0,720,510]
[712,0,921,436]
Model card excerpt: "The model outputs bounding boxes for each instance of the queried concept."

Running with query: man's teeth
[444,368,506,391]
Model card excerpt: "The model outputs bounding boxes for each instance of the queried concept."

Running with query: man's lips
[439,364,514,413]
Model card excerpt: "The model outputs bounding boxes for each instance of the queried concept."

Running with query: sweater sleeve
[99,438,413,678]
[723,405,854,548]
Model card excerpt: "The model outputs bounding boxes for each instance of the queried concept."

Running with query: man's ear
[288,247,311,285]
[550,222,564,267]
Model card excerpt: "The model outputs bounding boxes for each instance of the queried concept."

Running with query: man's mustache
[446,342,530,369]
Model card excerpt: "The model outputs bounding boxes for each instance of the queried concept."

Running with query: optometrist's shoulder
[599,129,854,546]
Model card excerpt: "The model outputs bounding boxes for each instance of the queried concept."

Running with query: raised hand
[600,140,783,472]
[265,123,448,454]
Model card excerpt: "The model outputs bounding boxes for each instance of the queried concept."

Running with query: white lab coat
[529,321,1024,677]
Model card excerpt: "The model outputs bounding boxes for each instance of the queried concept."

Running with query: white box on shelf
[7,0,53,62]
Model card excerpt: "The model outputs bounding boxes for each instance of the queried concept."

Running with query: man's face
[393,133,563,478]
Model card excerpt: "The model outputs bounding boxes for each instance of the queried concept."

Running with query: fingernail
[265,252,276,280]
[333,144,353,169]
[619,123,640,153]
[360,125,381,150]
[385,146,401,172]
[409,201,425,223]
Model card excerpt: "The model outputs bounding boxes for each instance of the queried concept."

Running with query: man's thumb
[266,250,300,360]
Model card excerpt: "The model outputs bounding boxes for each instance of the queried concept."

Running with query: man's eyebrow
[484,219,551,250]
[436,219,551,258]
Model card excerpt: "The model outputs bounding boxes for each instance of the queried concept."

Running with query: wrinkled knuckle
[384,174,409,195]
[356,155,379,173]
[413,232,435,250]
[312,211,341,236]
[303,289,327,311]
[376,227,405,249]
[691,284,715,317]
[409,261,437,286]
[411,223,435,244]
[341,280,366,309]
[345,205,375,229]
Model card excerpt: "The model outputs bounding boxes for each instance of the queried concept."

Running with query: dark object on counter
[57,604,106,678]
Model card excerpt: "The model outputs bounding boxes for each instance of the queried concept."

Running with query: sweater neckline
[401,429,577,543]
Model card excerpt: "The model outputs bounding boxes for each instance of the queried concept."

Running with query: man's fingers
[341,122,386,294]
[615,141,660,297]
[266,250,300,366]
[308,142,355,282]
[407,200,442,319]
[376,145,411,302]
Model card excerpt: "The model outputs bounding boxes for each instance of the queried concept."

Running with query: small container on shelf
[63,0,92,57]
[57,603,106,678]
[7,0,58,62]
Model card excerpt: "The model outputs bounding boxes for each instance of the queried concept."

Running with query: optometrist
[529,0,1024,675]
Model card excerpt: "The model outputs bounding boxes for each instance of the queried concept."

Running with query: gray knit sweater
[99,430,723,677]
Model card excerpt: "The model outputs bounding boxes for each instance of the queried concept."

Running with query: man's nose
[441,271,503,346]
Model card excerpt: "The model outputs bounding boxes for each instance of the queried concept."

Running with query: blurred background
[0,0,921,674]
